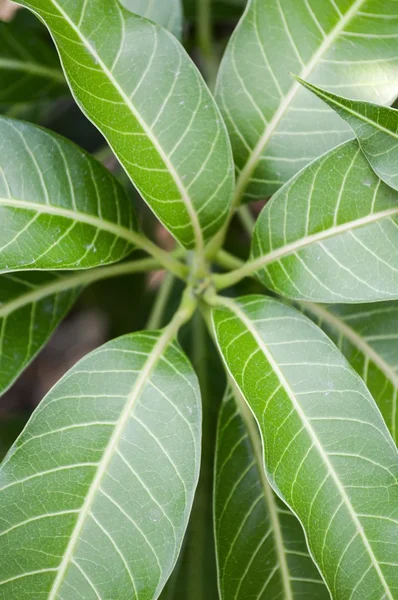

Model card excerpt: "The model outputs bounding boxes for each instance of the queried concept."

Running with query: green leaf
[19,0,234,251]
[250,139,398,303]
[215,387,329,599]
[295,78,398,192]
[0,326,201,599]
[216,0,398,204]
[212,294,398,600]
[0,11,66,106]
[0,116,138,272]
[120,0,183,39]
[299,301,398,445]
[0,272,80,397]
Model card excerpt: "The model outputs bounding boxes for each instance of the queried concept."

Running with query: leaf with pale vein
[299,301,398,445]
[120,0,183,39]
[0,329,201,599]
[212,294,398,600]
[215,388,328,600]
[18,0,234,250]
[251,139,398,303]
[0,117,137,272]
[296,78,398,192]
[0,272,81,398]
[216,0,398,203]
[0,11,66,106]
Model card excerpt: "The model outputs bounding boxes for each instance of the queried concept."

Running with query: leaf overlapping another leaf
[0,327,201,599]
[250,140,398,303]
[17,0,234,250]
[212,295,398,599]
[216,0,398,204]
[120,0,183,39]
[300,301,398,445]
[0,11,66,106]
[296,79,398,192]
[215,388,328,599]
[0,117,138,272]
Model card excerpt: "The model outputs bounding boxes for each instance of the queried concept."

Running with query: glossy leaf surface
[0,272,81,397]
[0,329,201,599]
[251,140,398,303]
[215,388,328,599]
[19,0,234,250]
[120,0,183,39]
[216,0,398,203]
[300,301,398,445]
[213,295,398,599]
[0,11,66,106]
[0,117,137,272]
[297,79,398,192]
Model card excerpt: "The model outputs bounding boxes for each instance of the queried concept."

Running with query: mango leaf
[216,0,398,204]
[18,0,234,251]
[0,327,201,599]
[212,294,398,600]
[120,0,183,39]
[296,78,398,192]
[299,301,398,445]
[0,11,66,106]
[250,140,398,303]
[215,388,328,599]
[0,272,81,397]
[0,116,137,272]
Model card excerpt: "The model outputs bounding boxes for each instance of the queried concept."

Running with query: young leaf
[250,140,398,303]
[0,272,81,397]
[216,0,398,204]
[215,388,328,599]
[0,11,66,106]
[0,117,137,272]
[18,0,234,251]
[0,328,201,599]
[120,0,183,40]
[296,79,398,192]
[212,294,398,600]
[299,301,398,445]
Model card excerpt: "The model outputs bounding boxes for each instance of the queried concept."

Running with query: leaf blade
[251,139,398,302]
[216,0,398,203]
[0,116,137,272]
[19,0,234,250]
[296,78,398,192]
[0,327,201,599]
[120,0,183,39]
[0,272,81,397]
[299,301,398,445]
[215,387,329,599]
[0,11,66,106]
[212,294,398,599]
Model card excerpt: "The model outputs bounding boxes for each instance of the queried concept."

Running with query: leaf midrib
[0,196,136,246]
[233,0,366,203]
[0,57,65,83]
[46,0,204,252]
[302,82,398,141]
[47,327,176,599]
[232,386,294,600]
[251,205,398,273]
[217,298,394,600]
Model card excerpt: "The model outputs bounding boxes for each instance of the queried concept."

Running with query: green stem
[197,0,218,89]
[238,205,256,236]
[214,249,245,271]
[146,272,175,330]
[130,231,188,280]
[212,256,264,290]
[0,258,162,319]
